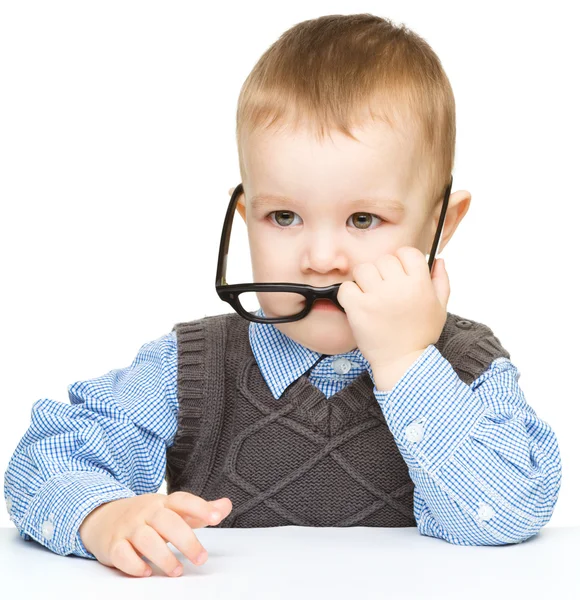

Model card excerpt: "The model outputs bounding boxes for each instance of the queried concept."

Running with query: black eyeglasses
[215,176,453,324]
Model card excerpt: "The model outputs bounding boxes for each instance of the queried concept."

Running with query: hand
[79,492,233,577]
[337,246,450,388]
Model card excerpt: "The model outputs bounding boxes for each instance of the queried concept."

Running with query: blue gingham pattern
[3,308,562,559]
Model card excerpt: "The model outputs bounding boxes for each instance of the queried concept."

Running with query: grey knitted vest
[165,311,509,528]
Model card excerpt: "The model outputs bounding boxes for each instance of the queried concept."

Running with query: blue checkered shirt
[3,309,562,558]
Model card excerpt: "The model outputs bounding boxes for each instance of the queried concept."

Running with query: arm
[372,344,562,545]
[3,331,178,559]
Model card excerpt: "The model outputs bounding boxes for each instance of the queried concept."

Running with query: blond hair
[236,13,455,208]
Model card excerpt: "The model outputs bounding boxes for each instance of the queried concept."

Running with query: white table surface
[0,525,578,599]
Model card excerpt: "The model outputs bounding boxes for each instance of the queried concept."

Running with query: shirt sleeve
[372,344,562,545]
[2,330,178,559]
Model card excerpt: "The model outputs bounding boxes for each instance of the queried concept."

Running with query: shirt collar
[248,307,376,399]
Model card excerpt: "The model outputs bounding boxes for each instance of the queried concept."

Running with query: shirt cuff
[372,344,487,472]
[14,471,137,559]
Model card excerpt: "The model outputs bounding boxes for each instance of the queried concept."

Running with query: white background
[1,0,578,529]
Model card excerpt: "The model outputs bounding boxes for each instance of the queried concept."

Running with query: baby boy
[3,13,562,578]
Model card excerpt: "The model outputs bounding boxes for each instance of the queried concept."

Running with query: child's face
[234,119,470,356]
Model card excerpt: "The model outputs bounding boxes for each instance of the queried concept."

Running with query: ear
[434,189,471,253]
[229,187,247,223]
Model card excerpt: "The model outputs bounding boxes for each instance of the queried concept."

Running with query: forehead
[242,120,423,207]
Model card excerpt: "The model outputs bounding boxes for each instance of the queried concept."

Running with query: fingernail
[210,511,221,522]
[144,567,152,577]
[195,550,208,565]
[171,565,183,577]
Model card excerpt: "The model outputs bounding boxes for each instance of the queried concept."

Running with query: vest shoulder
[437,311,511,384]
[172,311,241,334]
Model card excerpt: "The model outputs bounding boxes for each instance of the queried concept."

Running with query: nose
[301,229,348,274]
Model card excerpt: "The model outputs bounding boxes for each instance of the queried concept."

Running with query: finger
[166,492,231,528]
[431,258,450,308]
[188,497,233,528]
[374,252,405,281]
[228,187,234,195]
[183,506,232,530]
[394,246,429,277]
[147,508,208,566]
[351,262,383,292]
[336,279,362,310]
[109,537,153,578]
[130,524,184,577]
[209,497,234,515]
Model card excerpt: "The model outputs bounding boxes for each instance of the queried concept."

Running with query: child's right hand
[78,491,233,577]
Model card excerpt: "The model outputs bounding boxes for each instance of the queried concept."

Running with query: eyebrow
[250,194,406,212]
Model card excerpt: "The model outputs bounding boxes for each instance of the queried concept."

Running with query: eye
[347,212,383,230]
[267,211,384,230]
[269,210,302,227]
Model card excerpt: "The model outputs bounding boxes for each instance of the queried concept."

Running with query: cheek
[248,234,294,278]
[354,235,401,264]
[412,222,434,254]
[384,222,426,251]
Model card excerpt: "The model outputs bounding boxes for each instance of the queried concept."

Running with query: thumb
[431,258,450,309]
[228,187,235,196]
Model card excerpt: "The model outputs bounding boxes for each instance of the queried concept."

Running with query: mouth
[312,299,341,311]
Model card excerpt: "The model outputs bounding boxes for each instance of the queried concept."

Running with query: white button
[5,496,12,513]
[405,422,424,443]
[332,358,352,374]
[41,520,55,541]
[478,502,496,521]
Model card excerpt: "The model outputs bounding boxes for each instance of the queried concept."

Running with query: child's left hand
[337,246,450,390]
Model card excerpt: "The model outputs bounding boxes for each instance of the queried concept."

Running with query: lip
[312,299,341,311]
